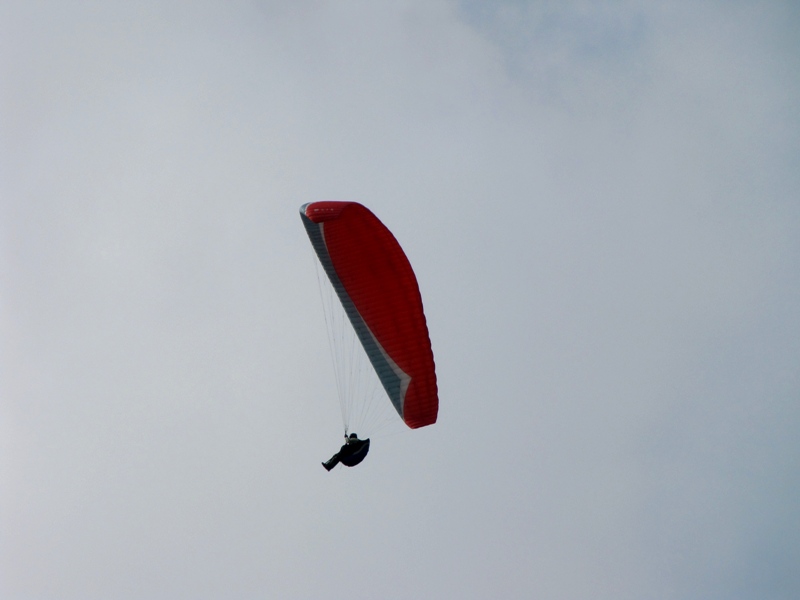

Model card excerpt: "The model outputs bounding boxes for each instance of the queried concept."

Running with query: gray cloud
[2,1,799,598]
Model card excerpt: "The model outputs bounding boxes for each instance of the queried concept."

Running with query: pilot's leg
[322,453,340,471]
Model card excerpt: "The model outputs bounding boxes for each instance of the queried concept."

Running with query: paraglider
[322,433,370,471]
[299,201,438,470]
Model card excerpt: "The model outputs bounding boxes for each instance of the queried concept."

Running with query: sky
[2,1,799,598]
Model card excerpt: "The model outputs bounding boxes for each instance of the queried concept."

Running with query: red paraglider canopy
[300,201,438,429]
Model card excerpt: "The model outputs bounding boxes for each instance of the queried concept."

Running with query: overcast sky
[2,1,799,599]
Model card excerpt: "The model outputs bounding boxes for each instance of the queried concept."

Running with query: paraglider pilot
[322,433,370,471]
